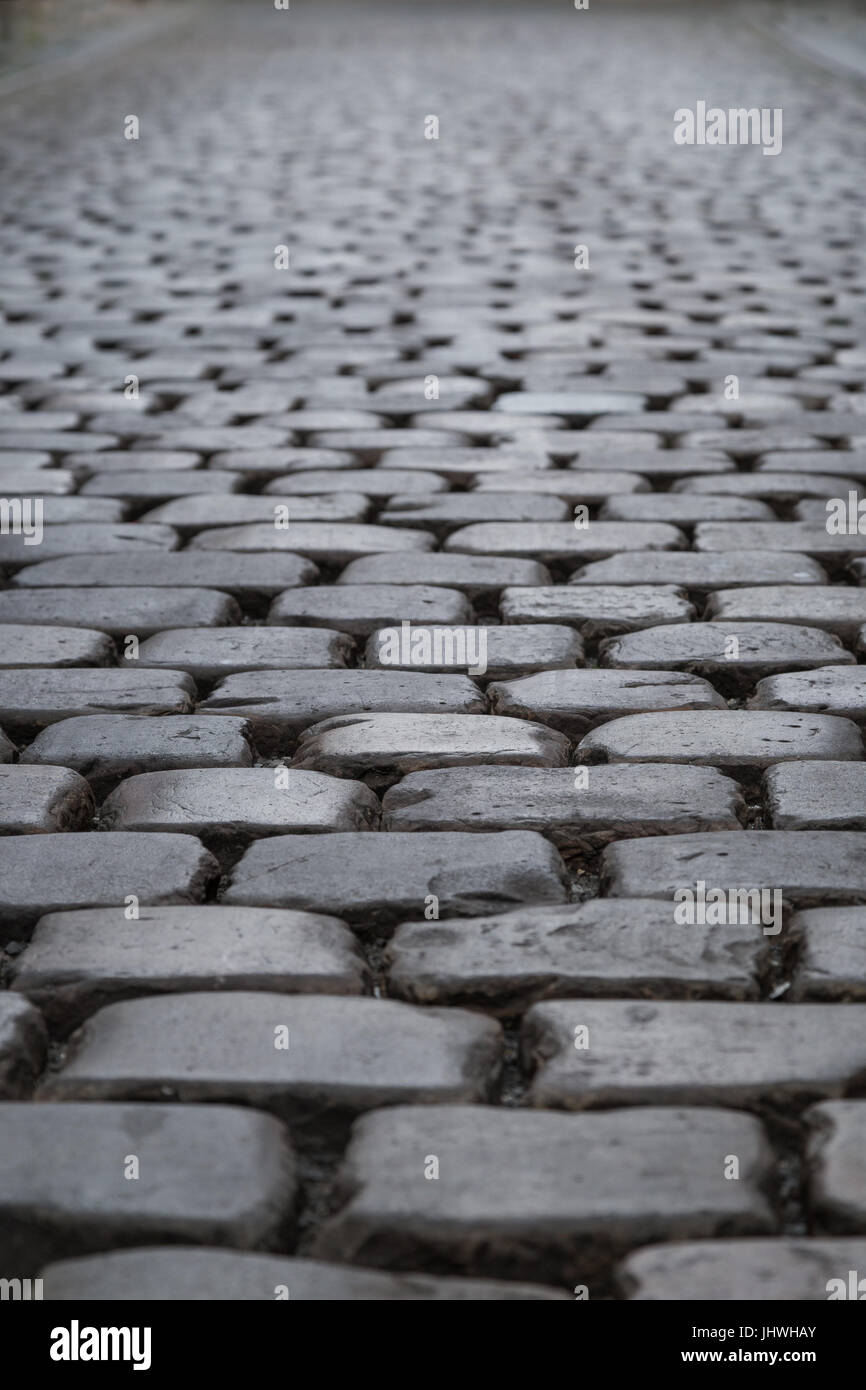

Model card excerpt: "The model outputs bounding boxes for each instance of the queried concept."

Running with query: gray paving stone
[142,493,369,532]
[68,450,203,473]
[313,1105,774,1283]
[387,898,768,1009]
[380,493,570,535]
[695,521,866,564]
[12,905,367,1031]
[763,762,866,831]
[100,768,379,839]
[366,623,581,679]
[21,714,253,792]
[0,587,240,636]
[489,668,725,737]
[758,451,866,479]
[0,995,46,1098]
[189,523,435,563]
[225,830,569,925]
[619,1238,866,1301]
[39,1248,568,1301]
[14,553,318,595]
[137,627,353,680]
[750,667,866,724]
[80,471,243,502]
[0,766,94,834]
[682,430,824,457]
[264,468,448,496]
[383,764,743,848]
[600,494,773,524]
[444,521,686,562]
[789,907,866,1001]
[571,552,827,592]
[200,669,485,751]
[602,831,866,907]
[41,993,502,1118]
[806,1102,866,1233]
[500,585,694,635]
[378,448,555,480]
[268,584,473,636]
[0,669,195,728]
[0,1102,295,1273]
[580,711,862,770]
[0,832,218,939]
[495,390,647,416]
[338,553,551,594]
[0,523,179,569]
[294,713,568,785]
[524,1001,866,1111]
[706,586,866,642]
[473,471,649,502]
[310,429,470,455]
[600,623,852,677]
[674,471,866,501]
[0,497,127,524]
[0,469,76,495]
[569,450,734,478]
[0,625,114,668]
[209,448,357,475]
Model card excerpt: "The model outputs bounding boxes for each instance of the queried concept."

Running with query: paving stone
[444,521,685,563]
[263,468,448,496]
[379,448,555,480]
[200,669,485,750]
[0,587,240,635]
[489,668,725,737]
[14,552,318,595]
[209,448,357,475]
[0,766,94,834]
[0,469,76,495]
[0,523,179,570]
[310,429,470,455]
[569,450,734,478]
[0,995,46,1098]
[763,762,866,831]
[21,714,254,793]
[0,497,127,525]
[383,764,742,848]
[600,623,852,677]
[571,552,827,593]
[338,553,551,595]
[524,1000,866,1110]
[294,713,568,788]
[500,585,694,635]
[602,831,866,907]
[0,1102,295,1273]
[580,711,862,771]
[758,451,866,479]
[225,830,569,925]
[136,627,352,680]
[695,521,866,565]
[706,586,866,642]
[789,907,866,1001]
[313,1105,774,1284]
[619,1238,866,1301]
[473,471,649,502]
[100,768,379,839]
[674,471,866,501]
[682,430,824,457]
[268,584,473,636]
[599,494,774,524]
[41,993,502,1118]
[0,669,195,728]
[750,667,866,724]
[380,493,570,535]
[80,471,244,502]
[0,624,114,668]
[39,1247,567,1300]
[494,390,647,416]
[806,1102,866,1233]
[142,493,369,532]
[387,898,768,1009]
[11,905,367,1031]
[0,832,218,939]
[365,623,581,679]
[67,450,203,472]
[189,522,435,563]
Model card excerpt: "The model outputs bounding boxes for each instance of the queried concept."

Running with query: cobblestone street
[2,0,866,1301]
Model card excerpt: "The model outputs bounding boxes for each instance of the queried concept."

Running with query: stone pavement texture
[1,0,865,1302]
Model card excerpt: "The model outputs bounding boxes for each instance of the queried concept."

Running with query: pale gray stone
[489,669,725,736]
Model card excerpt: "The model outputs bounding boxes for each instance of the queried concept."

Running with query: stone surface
[14,553,318,595]
[444,521,686,562]
[365,623,582,679]
[763,761,866,830]
[789,907,866,1001]
[706,585,866,641]
[382,764,743,848]
[0,587,240,635]
[225,830,569,925]
[579,711,862,769]
[806,1102,866,1232]
[99,768,379,838]
[11,905,367,1030]
[268,584,473,635]
[619,1238,866,1301]
[500,585,694,635]
[571,553,827,593]
[0,995,46,1098]
[313,1105,774,1284]
[750,667,866,724]
[0,766,94,833]
[0,625,114,668]
[0,669,196,727]
[524,1000,866,1110]
[337,553,552,594]
[0,833,218,939]
[0,1103,295,1274]
[489,669,726,737]
[600,623,852,677]
[41,993,502,1118]
[136,627,353,679]
[387,899,768,1010]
